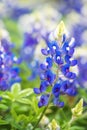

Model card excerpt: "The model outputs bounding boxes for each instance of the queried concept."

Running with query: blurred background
[0,0,87,88]
[0,1,87,130]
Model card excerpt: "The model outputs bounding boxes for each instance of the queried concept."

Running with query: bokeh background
[0,0,87,129]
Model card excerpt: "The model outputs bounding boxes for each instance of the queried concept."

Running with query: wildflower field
[0,0,87,130]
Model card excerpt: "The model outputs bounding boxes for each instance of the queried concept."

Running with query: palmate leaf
[18,88,33,98]
[16,98,30,104]
[11,83,33,99]
[2,92,14,101]
[2,83,33,103]
[11,83,21,96]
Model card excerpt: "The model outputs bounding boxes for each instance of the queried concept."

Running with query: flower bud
[48,119,60,130]
[71,98,83,117]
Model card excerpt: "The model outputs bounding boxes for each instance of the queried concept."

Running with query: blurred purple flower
[59,0,83,15]
[77,57,87,87]
[0,38,21,90]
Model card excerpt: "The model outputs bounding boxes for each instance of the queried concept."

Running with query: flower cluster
[0,29,21,91]
[34,21,78,108]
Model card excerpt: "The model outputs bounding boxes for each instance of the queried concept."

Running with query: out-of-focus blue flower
[71,23,87,47]
[77,57,87,88]
[20,32,38,63]
[9,7,30,19]
[0,30,21,90]
[28,61,40,80]
[34,21,78,108]
[59,0,83,15]
[2,0,30,19]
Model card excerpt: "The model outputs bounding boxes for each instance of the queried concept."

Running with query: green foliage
[0,84,87,130]
[0,83,43,130]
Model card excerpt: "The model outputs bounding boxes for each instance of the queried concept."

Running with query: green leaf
[16,98,30,104]
[11,109,17,120]
[70,126,85,130]
[0,104,8,110]
[11,83,21,96]
[3,92,14,100]
[0,119,9,125]
[18,88,33,98]
[17,114,28,123]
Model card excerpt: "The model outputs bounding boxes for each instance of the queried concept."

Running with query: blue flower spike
[34,21,78,108]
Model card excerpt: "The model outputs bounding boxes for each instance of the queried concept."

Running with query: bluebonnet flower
[0,29,21,90]
[34,21,78,108]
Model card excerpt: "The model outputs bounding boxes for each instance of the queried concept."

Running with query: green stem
[32,94,52,130]
[32,105,48,130]
[67,117,74,130]
[32,61,59,130]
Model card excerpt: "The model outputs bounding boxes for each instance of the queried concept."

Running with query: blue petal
[62,34,66,43]
[68,48,74,56]
[40,81,47,93]
[54,98,64,107]
[41,49,49,55]
[58,102,64,107]
[66,88,77,96]
[34,88,40,94]
[40,64,47,70]
[70,60,77,66]
[38,95,49,108]
[52,83,61,97]
[40,73,45,80]
[65,72,72,78]
[46,57,53,68]
[70,73,76,79]
[65,55,71,63]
